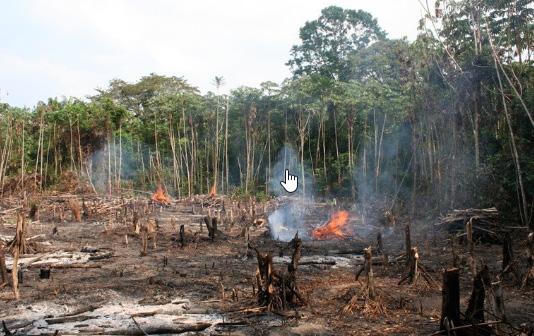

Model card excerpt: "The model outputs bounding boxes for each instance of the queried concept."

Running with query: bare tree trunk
[44,122,52,188]
[213,94,220,194]
[118,123,122,189]
[411,116,417,217]
[225,97,229,194]
[487,25,530,227]
[107,137,112,196]
[181,106,192,196]
[267,109,271,193]
[21,120,25,195]
[322,116,327,187]
[77,117,83,176]
[0,117,12,192]
[297,110,310,197]
[168,116,180,197]
[375,114,386,193]
[332,103,340,184]
[69,116,75,172]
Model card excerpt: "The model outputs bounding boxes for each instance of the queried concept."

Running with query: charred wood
[440,268,460,332]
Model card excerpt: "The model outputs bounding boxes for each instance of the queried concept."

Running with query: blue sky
[0,1,424,107]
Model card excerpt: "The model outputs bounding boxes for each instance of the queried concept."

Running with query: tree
[287,6,386,80]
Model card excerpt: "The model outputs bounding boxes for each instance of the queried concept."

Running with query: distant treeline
[0,3,532,227]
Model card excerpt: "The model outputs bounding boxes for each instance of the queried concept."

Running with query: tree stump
[522,232,534,288]
[440,268,460,331]
[466,218,476,277]
[376,232,383,254]
[203,216,217,241]
[179,224,185,248]
[0,242,8,285]
[502,232,513,273]
[405,223,412,266]
[399,247,419,285]
[29,203,39,221]
[449,234,459,268]
[133,211,140,235]
[250,233,304,311]
[490,281,506,322]
[356,246,375,299]
[10,212,26,300]
[8,213,31,255]
[68,199,82,222]
[283,234,303,308]
[465,265,490,324]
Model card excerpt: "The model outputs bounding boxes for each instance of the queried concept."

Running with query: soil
[1,194,533,335]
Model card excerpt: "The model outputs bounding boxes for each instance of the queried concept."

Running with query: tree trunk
[225,97,229,194]
[440,268,460,331]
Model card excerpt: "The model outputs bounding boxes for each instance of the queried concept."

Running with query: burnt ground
[0,194,533,335]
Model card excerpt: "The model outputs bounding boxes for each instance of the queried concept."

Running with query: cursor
[280,169,298,193]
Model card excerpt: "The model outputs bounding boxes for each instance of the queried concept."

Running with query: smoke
[267,144,316,241]
[88,137,151,194]
[350,122,413,238]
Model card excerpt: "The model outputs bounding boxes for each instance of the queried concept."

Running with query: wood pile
[436,208,503,243]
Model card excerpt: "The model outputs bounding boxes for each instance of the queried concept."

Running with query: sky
[0,0,424,107]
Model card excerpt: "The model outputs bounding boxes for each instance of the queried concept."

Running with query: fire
[151,185,171,205]
[209,184,216,198]
[312,210,351,240]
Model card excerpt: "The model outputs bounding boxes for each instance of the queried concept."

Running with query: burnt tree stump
[502,232,513,274]
[466,218,476,276]
[405,222,412,266]
[39,268,51,279]
[250,233,304,311]
[522,232,534,288]
[29,203,39,221]
[490,281,506,322]
[283,234,304,308]
[203,216,217,241]
[356,246,375,299]
[376,232,383,254]
[465,265,491,335]
[179,224,185,248]
[0,242,8,285]
[399,247,419,285]
[440,268,460,331]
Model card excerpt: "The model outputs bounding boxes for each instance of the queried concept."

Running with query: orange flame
[312,210,351,240]
[209,184,216,198]
[151,185,171,205]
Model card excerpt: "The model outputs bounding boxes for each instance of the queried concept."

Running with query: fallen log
[30,264,102,269]
[100,322,212,335]
[45,314,93,325]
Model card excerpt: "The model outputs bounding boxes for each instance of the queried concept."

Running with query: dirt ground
[1,194,533,335]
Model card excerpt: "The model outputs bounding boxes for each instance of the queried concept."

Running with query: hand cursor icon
[280,169,298,193]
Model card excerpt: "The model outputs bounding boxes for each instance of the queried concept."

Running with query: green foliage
[287,6,386,80]
[0,4,532,226]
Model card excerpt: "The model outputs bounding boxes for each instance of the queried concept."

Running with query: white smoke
[267,144,315,241]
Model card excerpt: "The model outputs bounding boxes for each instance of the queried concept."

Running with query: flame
[209,184,216,198]
[312,210,351,240]
[151,185,171,205]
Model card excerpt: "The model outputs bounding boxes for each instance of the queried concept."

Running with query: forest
[1,1,533,335]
